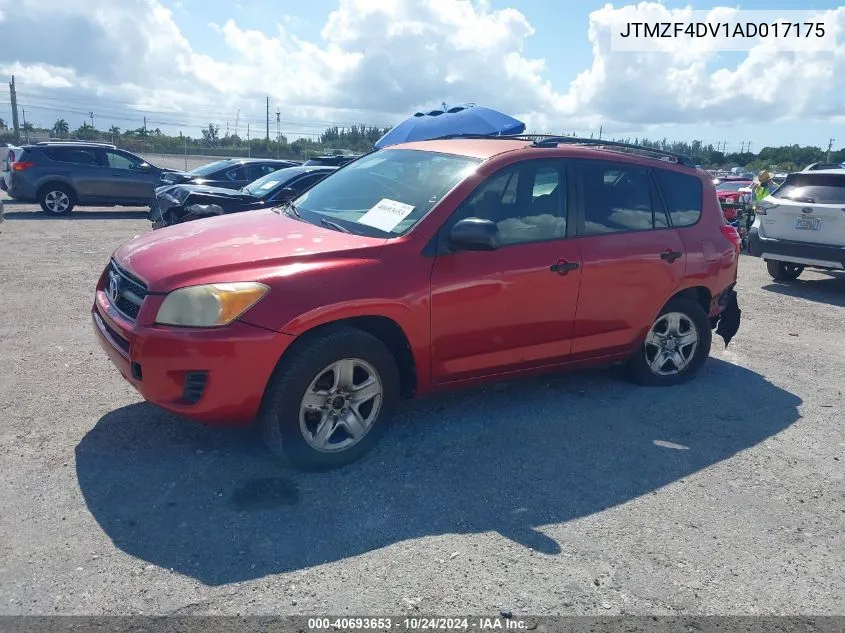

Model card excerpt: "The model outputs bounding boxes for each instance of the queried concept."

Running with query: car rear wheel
[626,297,712,387]
[39,184,75,215]
[766,260,804,281]
[258,325,400,471]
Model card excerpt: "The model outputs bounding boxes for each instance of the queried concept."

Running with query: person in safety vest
[753,170,779,202]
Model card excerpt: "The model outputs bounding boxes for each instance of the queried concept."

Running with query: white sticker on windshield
[258,181,277,189]
[357,198,415,232]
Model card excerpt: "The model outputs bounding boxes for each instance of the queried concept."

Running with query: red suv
[92,137,741,470]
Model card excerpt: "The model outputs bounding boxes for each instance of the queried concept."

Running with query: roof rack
[423,133,696,167]
[35,140,116,148]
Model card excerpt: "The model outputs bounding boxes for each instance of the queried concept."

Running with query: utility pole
[747,142,752,155]
[143,116,147,135]
[235,108,240,143]
[276,108,281,159]
[827,138,835,162]
[266,96,270,147]
[89,111,94,128]
[9,75,20,141]
[21,108,27,142]
[598,125,603,140]
[740,141,745,153]
[247,123,250,158]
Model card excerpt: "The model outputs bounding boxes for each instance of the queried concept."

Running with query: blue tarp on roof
[373,103,525,149]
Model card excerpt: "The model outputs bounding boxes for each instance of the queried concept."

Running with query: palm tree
[108,126,121,144]
[53,118,69,139]
[0,118,7,131]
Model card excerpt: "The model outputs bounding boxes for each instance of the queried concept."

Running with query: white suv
[748,168,845,280]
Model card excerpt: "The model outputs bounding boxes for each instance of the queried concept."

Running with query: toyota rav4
[92,136,741,470]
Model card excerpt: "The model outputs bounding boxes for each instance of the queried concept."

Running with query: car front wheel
[766,260,803,281]
[626,297,712,386]
[258,325,400,470]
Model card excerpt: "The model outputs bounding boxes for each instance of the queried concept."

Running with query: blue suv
[6,142,174,214]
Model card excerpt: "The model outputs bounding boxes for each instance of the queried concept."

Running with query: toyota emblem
[801,207,813,214]
[107,274,121,303]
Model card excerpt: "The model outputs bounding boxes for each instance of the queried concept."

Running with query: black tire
[766,260,803,281]
[626,297,712,387]
[38,183,76,215]
[258,325,400,471]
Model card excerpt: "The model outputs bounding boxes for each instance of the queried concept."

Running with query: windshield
[243,169,295,196]
[716,181,751,192]
[190,160,234,177]
[293,149,481,236]
[774,173,845,204]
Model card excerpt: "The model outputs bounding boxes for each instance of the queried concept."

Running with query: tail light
[755,200,778,215]
[12,161,35,171]
[720,225,742,253]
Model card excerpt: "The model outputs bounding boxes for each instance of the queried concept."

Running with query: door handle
[550,261,579,274]
[660,250,682,263]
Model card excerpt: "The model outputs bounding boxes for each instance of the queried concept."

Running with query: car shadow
[76,358,800,586]
[1,209,149,220]
[762,272,845,307]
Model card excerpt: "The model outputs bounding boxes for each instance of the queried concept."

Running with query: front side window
[225,166,248,181]
[450,161,567,246]
[580,161,657,234]
[293,149,481,237]
[105,151,141,170]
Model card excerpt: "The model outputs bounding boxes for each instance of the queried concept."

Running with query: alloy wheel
[299,358,384,453]
[644,311,699,376]
[45,190,70,214]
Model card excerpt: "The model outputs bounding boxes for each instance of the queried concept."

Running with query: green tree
[201,123,220,146]
[53,118,70,138]
[75,122,97,141]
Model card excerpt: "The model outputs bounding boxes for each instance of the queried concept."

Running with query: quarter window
[653,168,703,227]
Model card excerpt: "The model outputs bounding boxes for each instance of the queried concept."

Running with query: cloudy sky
[0,0,843,151]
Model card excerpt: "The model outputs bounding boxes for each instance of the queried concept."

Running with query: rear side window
[653,169,703,227]
[774,173,845,204]
[42,147,99,166]
[579,161,657,234]
[225,166,248,181]
[653,169,702,227]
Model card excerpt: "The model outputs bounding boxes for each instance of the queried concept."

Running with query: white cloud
[0,0,843,136]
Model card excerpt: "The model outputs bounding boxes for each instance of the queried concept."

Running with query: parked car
[0,143,22,192]
[303,154,361,167]
[149,166,336,229]
[748,168,845,280]
[92,136,741,470]
[804,162,845,171]
[159,158,301,190]
[715,179,752,220]
[5,141,176,214]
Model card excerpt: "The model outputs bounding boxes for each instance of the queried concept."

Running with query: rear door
[760,172,845,246]
[570,159,687,357]
[42,147,104,200]
[246,163,279,183]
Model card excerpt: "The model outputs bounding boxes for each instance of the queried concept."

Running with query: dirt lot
[0,196,843,616]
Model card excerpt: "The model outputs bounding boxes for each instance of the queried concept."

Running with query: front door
[570,159,686,357]
[430,159,583,383]
[100,150,156,202]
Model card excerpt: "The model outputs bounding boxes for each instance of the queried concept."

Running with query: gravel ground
[0,196,843,616]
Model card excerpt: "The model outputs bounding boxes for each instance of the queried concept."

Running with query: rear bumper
[92,290,295,425]
[748,228,845,269]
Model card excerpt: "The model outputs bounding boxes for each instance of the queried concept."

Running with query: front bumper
[92,289,295,425]
[748,228,845,270]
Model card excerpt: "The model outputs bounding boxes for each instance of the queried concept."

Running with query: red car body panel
[92,139,738,425]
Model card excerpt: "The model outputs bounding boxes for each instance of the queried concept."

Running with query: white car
[0,143,22,192]
[748,168,845,280]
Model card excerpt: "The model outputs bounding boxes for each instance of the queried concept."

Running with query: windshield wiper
[320,218,351,233]
[281,200,302,218]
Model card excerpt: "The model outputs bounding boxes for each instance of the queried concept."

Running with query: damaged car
[149,165,336,229]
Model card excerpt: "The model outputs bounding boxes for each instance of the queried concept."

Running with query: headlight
[155,282,269,327]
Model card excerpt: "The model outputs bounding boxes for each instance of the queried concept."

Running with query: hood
[114,209,386,292]
[162,184,254,200]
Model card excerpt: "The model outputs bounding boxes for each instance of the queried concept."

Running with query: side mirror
[136,162,151,172]
[449,217,500,251]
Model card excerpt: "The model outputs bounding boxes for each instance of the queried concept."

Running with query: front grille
[100,315,130,355]
[106,260,148,321]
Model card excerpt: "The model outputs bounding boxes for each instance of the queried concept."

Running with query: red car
[715,179,752,220]
[92,137,741,469]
